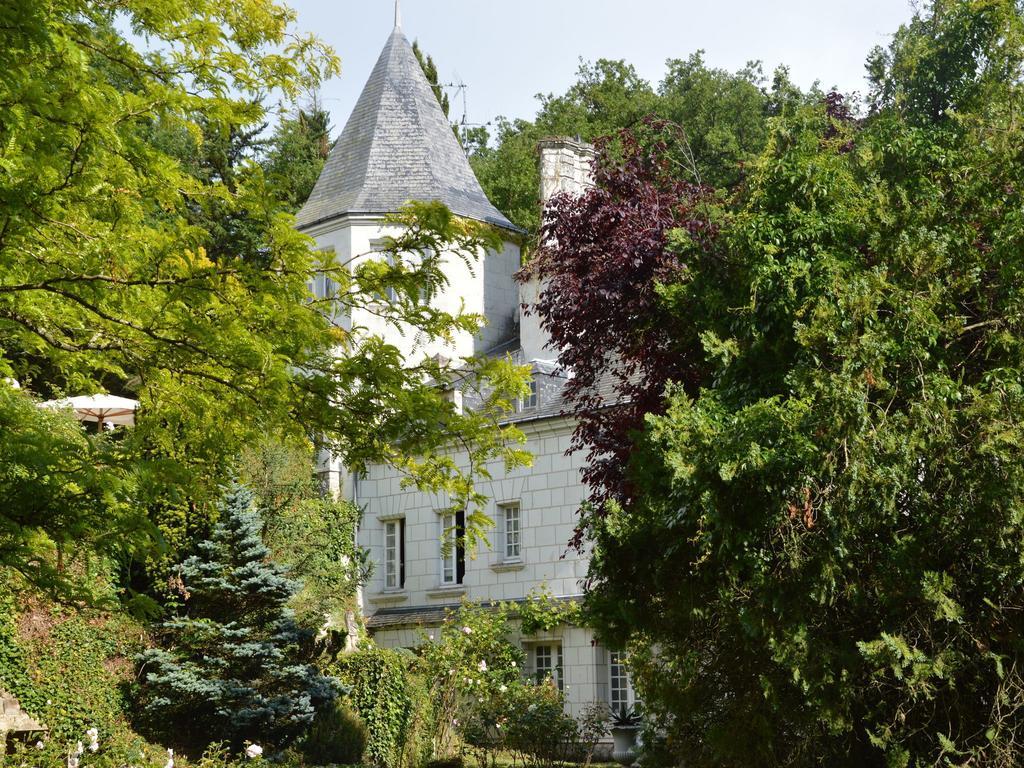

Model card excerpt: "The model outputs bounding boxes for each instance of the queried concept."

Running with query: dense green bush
[401,662,437,768]
[460,680,583,768]
[302,699,367,766]
[0,592,146,745]
[330,647,424,768]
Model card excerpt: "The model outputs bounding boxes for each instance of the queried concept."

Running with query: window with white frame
[534,644,563,691]
[368,240,399,303]
[517,380,538,412]
[499,502,521,561]
[439,511,465,585]
[384,519,405,590]
[440,513,456,584]
[417,248,435,306]
[609,651,640,711]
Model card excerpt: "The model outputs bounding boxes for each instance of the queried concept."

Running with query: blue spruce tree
[138,483,338,752]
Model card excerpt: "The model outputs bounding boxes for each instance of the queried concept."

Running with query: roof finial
[394,0,402,29]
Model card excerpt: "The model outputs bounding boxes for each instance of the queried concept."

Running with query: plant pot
[611,725,640,767]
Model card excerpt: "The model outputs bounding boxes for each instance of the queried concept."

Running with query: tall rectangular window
[535,644,564,691]
[439,511,466,585]
[369,240,399,303]
[500,502,521,561]
[517,380,538,412]
[384,519,405,590]
[384,252,399,303]
[609,651,640,711]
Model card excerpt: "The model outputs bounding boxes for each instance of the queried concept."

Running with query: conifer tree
[137,483,338,752]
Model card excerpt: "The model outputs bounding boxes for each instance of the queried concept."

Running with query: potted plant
[609,705,642,767]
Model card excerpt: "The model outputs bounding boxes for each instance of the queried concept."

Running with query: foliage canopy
[0,0,529,601]
[534,1,1024,764]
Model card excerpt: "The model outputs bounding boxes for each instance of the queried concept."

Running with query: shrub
[501,682,580,768]
[401,661,438,768]
[302,699,367,766]
[331,647,413,768]
[419,600,525,758]
[0,592,146,745]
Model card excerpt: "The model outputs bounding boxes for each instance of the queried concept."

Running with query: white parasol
[40,394,139,427]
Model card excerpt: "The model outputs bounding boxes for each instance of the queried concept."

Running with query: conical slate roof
[296,25,519,233]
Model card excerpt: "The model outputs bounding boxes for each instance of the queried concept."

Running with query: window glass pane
[441,514,456,584]
[535,644,563,691]
[502,503,521,560]
[535,645,551,684]
[609,651,639,710]
[385,522,398,589]
[517,380,539,412]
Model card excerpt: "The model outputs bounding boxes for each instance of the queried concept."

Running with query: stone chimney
[538,137,597,202]
[519,138,597,363]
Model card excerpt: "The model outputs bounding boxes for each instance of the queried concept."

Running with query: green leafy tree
[238,436,367,635]
[471,57,811,234]
[0,0,530,600]
[659,52,816,189]
[471,60,657,234]
[137,483,338,753]
[539,2,1024,765]
[0,383,153,604]
[263,103,333,212]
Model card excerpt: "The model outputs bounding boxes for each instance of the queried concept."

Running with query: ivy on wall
[331,648,415,768]
[0,593,146,743]
[516,588,582,636]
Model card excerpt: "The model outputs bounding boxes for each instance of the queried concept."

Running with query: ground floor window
[534,643,564,691]
[609,651,640,711]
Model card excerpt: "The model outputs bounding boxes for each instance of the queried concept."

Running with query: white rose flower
[477,659,488,672]
[499,685,508,693]
[35,741,45,750]
[462,626,473,635]
[245,744,264,759]
[510,660,517,667]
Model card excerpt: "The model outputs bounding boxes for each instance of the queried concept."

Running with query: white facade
[303,214,522,362]
[351,138,638,721]
[296,14,637,723]
[360,414,632,720]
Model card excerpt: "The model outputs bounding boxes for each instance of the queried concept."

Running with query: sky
[287,0,919,136]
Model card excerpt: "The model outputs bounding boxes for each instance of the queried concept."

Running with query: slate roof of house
[295,25,520,233]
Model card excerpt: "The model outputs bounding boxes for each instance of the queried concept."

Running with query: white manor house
[295,10,638,721]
